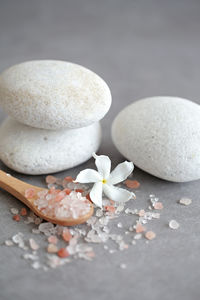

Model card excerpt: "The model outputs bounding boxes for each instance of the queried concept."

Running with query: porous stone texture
[0,118,101,175]
[0,60,111,129]
[112,96,200,182]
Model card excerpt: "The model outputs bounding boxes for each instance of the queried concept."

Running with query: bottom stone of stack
[0,118,101,175]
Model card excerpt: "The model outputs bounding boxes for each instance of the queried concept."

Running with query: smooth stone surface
[0,60,111,130]
[112,96,200,182]
[0,118,101,175]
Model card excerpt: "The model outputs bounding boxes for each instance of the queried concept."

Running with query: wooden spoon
[0,170,94,226]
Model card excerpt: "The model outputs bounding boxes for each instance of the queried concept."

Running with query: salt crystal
[23,253,38,260]
[179,197,192,206]
[145,231,156,240]
[32,261,41,269]
[38,222,54,235]
[47,243,58,253]
[5,240,14,246]
[120,263,127,269]
[29,238,39,250]
[169,220,180,230]
[129,226,134,232]
[32,228,40,234]
[124,179,140,189]
[131,240,136,245]
[25,188,35,199]
[34,217,42,225]
[12,232,24,248]
[154,202,163,210]
[134,233,142,240]
[104,245,108,250]
[138,209,145,217]
[109,249,116,254]
[96,209,103,217]
[117,222,123,228]
[135,223,146,233]
[115,205,124,214]
[48,235,58,244]
[46,175,57,184]
[10,208,19,214]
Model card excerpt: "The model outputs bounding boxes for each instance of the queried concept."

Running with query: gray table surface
[0,0,200,299]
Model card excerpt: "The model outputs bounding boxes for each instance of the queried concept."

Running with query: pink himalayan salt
[154,202,163,210]
[64,176,74,182]
[105,206,115,213]
[34,190,91,220]
[48,235,58,244]
[57,248,70,258]
[135,223,146,233]
[145,231,156,240]
[62,228,72,242]
[29,238,39,250]
[47,243,58,253]
[25,188,35,199]
[138,209,145,217]
[20,208,27,216]
[46,175,57,184]
[13,214,20,222]
[124,179,140,189]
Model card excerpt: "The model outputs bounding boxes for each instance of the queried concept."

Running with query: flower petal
[90,182,103,208]
[108,161,134,185]
[103,184,135,202]
[75,169,102,183]
[93,153,111,179]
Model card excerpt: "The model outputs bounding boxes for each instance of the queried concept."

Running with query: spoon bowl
[0,170,94,226]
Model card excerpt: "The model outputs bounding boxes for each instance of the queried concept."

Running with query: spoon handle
[0,170,35,203]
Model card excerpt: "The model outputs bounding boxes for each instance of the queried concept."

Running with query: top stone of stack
[0,60,112,130]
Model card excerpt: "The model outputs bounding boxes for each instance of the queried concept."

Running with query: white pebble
[112,96,200,182]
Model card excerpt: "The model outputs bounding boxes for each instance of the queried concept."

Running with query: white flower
[75,153,135,208]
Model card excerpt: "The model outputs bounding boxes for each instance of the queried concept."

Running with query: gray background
[0,0,200,299]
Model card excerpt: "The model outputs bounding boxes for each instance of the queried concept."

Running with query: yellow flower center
[102,179,107,184]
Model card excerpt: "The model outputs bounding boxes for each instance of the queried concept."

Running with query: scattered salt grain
[57,248,70,258]
[120,263,127,269]
[134,233,142,240]
[47,244,58,253]
[32,228,40,234]
[117,222,123,228]
[32,261,41,269]
[20,207,27,216]
[135,223,146,233]
[48,235,58,244]
[124,179,140,189]
[154,202,163,210]
[5,240,14,246]
[145,231,156,240]
[12,214,20,222]
[46,175,57,184]
[179,197,192,206]
[10,208,19,214]
[29,238,39,250]
[169,220,180,230]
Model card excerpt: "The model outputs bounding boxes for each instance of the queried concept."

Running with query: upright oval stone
[112,96,200,182]
[0,60,111,129]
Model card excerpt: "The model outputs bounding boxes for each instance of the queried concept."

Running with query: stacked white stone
[0,60,111,174]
